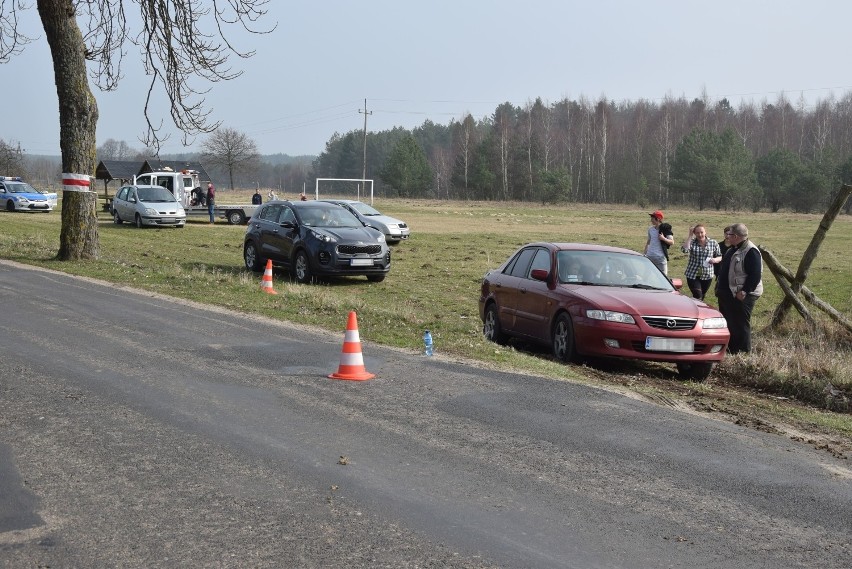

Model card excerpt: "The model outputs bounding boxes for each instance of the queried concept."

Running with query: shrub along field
[1,194,850,439]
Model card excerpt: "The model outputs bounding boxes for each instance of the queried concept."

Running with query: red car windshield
[556,250,674,290]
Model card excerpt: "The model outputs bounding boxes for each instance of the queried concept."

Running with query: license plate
[350,258,373,266]
[645,337,694,352]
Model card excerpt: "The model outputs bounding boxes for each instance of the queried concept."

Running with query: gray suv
[244,200,391,284]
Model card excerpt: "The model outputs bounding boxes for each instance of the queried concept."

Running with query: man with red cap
[644,210,674,275]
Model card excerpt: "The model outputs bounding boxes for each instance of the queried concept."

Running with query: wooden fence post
[770,184,852,327]
[760,246,852,334]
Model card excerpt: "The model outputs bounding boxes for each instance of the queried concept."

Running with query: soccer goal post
[314,178,374,204]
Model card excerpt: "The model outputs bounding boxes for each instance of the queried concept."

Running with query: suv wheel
[293,250,312,284]
[244,242,263,272]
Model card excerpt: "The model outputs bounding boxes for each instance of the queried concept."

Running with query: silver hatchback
[320,199,410,243]
[112,185,186,228]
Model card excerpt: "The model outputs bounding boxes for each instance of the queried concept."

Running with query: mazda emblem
[666,318,677,328]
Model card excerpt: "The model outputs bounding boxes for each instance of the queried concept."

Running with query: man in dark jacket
[206,183,216,223]
[715,223,763,354]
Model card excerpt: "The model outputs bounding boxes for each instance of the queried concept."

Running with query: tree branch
[0,0,35,63]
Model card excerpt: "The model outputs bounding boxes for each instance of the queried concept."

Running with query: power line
[235,100,363,130]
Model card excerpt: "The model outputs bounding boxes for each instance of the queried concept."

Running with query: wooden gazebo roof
[95,160,211,183]
[95,160,141,183]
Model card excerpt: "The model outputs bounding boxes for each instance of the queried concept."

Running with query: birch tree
[450,114,476,198]
[536,100,554,173]
[523,101,535,199]
[492,102,515,200]
[654,100,676,205]
[595,99,609,202]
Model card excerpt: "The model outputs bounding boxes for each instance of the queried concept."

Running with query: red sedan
[479,243,729,381]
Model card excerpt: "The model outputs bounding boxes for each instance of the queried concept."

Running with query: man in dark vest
[715,223,763,354]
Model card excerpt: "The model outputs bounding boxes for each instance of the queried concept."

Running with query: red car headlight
[586,310,636,324]
[702,317,728,329]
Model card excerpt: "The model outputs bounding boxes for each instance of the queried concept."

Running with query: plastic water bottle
[423,330,433,357]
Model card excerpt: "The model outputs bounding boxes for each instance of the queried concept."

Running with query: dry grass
[715,320,852,412]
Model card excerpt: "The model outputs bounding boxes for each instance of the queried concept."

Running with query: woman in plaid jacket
[681,224,721,300]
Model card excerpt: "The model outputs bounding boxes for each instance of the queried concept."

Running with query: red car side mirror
[530,269,550,282]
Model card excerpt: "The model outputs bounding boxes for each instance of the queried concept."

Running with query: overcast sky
[3,0,851,157]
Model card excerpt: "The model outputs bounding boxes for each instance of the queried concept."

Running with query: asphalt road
[1,260,850,568]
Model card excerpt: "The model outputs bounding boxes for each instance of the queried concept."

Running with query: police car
[0,176,56,212]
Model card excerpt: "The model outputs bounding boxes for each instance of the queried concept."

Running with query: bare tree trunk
[633,103,647,184]
[655,107,673,204]
[797,94,807,158]
[811,101,832,163]
[526,109,534,200]
[499,118,509,200]
[430,147,449,200]
[540,106,553,172]
[779,93,789,150]
[39,0,99,260]
[462,121,470,193]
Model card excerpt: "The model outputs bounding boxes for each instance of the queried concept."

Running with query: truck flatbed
[184,204,259,225]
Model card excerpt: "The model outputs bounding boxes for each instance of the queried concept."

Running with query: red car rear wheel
[483,303,508,345]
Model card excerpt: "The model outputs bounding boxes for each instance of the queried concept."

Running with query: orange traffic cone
[261,259,277,294]
[329,311,375,381]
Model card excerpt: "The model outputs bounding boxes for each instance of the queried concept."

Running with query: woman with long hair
[681,223,721,300]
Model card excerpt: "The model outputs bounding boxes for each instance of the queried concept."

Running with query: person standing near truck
[252,189,263,205]
[206,182,216,223]
[191,185,206,206]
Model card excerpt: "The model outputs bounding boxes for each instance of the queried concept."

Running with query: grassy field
[2,193,851,440]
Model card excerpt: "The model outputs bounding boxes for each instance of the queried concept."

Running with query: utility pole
[359,99,372,184]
